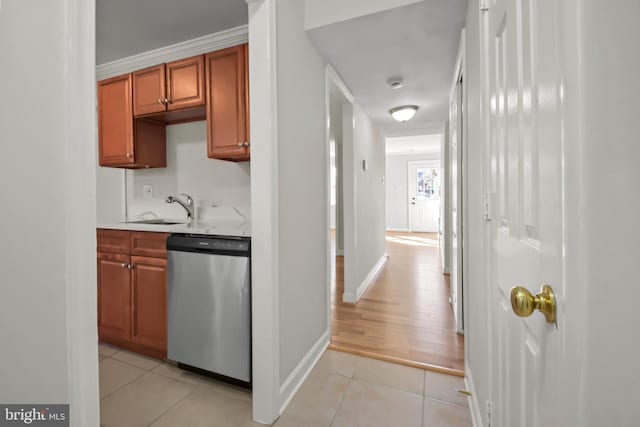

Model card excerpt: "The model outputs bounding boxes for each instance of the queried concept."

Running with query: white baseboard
[465,361,484,427]
[335,249,344,256]
[279,330,330,414]
[342,253,389,303]
[385,227,409,232]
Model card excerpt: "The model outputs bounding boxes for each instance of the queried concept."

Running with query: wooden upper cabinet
[132,65,166,116]
[98,74,134,166]
[133,55,205,117]
[98,74,166,169]
[166,55,205,111]
[206,44,250,161]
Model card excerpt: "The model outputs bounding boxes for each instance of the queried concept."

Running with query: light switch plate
[143,185,153,199]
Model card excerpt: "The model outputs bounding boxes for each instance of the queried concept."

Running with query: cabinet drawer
[131,232,170,258]
[97,229,131,254]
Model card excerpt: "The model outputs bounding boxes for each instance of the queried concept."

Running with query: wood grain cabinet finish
[166,55,206,111]
[98,47,250,168]
[98,74,134,166]
[131,256,167,355]
[133,55,205,117]
[206,44,250,161]
[98,74,166,169]
[132,65,166,116]
[97,229,131,254]
[131,231,170,258]
[96,229,168,359]
[97,252,132,343]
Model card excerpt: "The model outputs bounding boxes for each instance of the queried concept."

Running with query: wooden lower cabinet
[131,256,167,355]
[97,252,132,343]
[97,229,168,359]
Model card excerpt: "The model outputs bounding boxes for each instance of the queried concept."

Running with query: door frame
[407,159,441,232]
[62,0,101,424]
[325,64,355,307]
[449,28,467,335]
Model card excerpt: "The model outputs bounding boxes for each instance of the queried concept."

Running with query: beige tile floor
[99,343,472,427]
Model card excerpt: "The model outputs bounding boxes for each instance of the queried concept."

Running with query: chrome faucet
[165,193,194,221]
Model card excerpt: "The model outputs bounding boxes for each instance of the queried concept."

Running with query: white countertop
[97,219,251,237]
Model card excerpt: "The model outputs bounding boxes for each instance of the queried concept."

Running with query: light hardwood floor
[330,232,465,376]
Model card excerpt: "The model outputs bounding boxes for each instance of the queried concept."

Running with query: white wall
[124,121,251,220]
[275,0,329,401]
[96,162,124,223]
[0,0,99,424]
[574,1,640,425]
[342,103,387,302]
[385,151,440,231]
[304,0,422,30]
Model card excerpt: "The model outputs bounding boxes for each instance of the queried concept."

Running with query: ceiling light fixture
[389,105,418,122]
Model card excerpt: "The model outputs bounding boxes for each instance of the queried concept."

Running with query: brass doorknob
[510,285,556,324]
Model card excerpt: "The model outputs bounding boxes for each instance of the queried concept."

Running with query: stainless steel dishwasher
[166,234,251,386]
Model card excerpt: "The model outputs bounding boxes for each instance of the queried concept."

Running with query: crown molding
[96,25,248,80]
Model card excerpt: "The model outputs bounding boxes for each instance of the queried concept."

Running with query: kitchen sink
[124,219,186,225]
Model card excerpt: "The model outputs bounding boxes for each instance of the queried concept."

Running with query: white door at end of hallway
[408,160,440,233]
[487,0,566,425]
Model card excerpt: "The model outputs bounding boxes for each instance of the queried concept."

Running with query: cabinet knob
[164,98,170,104]
[120,263,127,268]
[157,99,163,105]
[243,142,250,147]
[238,142,244,147]
[126,153,132,158]
[128,264,133,270]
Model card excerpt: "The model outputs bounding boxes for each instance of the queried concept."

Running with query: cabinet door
[98,74,134,166]
[166,55,205,111]
[97,252,131,343]
[133,64,166,116]
[206,45,249,160]
[131,256,167,355]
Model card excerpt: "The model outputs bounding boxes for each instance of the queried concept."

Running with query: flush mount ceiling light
[389,105,418,122]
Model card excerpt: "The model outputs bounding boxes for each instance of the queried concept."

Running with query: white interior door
[450,81,463,332]
[487,0,564,425]
[408,160,440,233]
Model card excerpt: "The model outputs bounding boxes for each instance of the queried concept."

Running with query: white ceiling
[96,0,248,65]
[386,134,441,155]
[308,0,467,137]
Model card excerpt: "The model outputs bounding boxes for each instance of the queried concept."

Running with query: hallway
[330,232,464,375]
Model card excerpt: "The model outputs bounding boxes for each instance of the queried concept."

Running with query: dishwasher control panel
[167,234,250,256]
